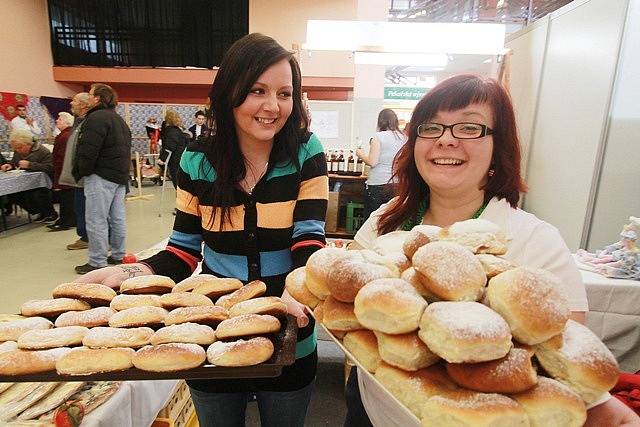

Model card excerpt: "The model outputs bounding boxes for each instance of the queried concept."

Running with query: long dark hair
[377,108,401,136]
[203,33,310,228]
[378,74,528,235]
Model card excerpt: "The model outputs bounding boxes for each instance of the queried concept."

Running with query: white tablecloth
[0,171,52,196]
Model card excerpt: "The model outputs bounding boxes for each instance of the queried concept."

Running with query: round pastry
[228,297,288,318]
[371,230,410,255]
[110,294,162,311]
[327,254,398,303]
[119,275,175,294]
[21,298,91,318]
[207,337,274,367]
[108,306,168,328]
[133,343,206,372]
[150,323,216,345]
[165,306,229,327]
[56,347,135,375]
[52,282,117,306]
[354,278,427,334]
[374,331,440,371]
[0,347,71,375]
[17,326,88,349]
[215,314,281,340]
[511,376,587,427]
[82,326,154,348]
[401,267,440,302]
[216,280,267,310]
[402,225,439,259]
[533,319,619,403]
[438,218,508,255]
[284,267,320,308]
[159,292,214,310]
[487,267,570,345]
[418,301,512,363]
[312,301,324,322]
[475,254,516,278]
[321,296,362,332]
[0,316,53,342]
[54,306,116,328]
[0,340,18,353]
[379,251,411,274]
[342,330,381,373]
[446,346,537,393]
[173,274,221,293]
[412,241,487,301]
[192,278,243,300]
[305,247,354,300]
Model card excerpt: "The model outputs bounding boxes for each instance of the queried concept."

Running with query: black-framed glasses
[417,122,494,139]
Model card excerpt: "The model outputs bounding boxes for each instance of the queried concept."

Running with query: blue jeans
[189,381,314,427]
[74,188,87,241]
[84,174,126,267]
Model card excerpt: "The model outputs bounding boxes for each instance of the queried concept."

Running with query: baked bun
[438,218,509,255]
[511,376,587,427]
[420,390,529,427]
[0,348,71,375]
[285,267,320,308]
[54,306,116,328]
[0,316,53,341]
[402,226,434,259]
[108,306,168,328]
[374,331,439,371]
[207,337,274,367]
[487,267,570,345]
[327,254,398,303]
[312,301,324,322]
[165,306,229,327]
[120,275,175,294]
[133,343,206,371]
[159,292,214,310]
[21,298,91,318]
[354,279,427,334]
[216,280,267,310]
[110,294,162,311]
[401,267,440,302]
[533,319,619,403]
[192,278,243,300]
[322,296,362,331]
[56,347,135,375]
[475,254,516,278]
[215,314,281,340]
[0,340,17,353]
[52,282,117,306]
[446,346,537,393]
[418,301,512,363]
[228,297,288,318]
[342,330,381,373]
[372,230,410,255]
[17,326,89,349]
[83,326,154,348]
[305,247,353,300]
[412,241,486,301]
[380,252,411,274]
[151,323,216,345]
[173,274,220,293]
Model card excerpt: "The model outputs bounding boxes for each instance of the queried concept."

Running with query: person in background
[10,104,41,137]
[48,112,75,231]
[159,109,188,190]
[355,108,407,219]
[75,32,328,427]
[145,116,160,154]
[188,110,209,142]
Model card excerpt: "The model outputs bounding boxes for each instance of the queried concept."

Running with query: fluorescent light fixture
[355,52,448,67]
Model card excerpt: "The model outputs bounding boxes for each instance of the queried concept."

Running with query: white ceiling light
[355,52,448,67]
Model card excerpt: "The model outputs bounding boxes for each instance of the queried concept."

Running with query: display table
[0,171,52,196]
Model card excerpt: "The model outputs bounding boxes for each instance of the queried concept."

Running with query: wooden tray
[0,315,298,383]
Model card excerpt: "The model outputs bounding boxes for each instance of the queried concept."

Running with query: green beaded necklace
[401,199,488,231]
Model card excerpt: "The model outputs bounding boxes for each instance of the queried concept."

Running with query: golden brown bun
[374,331,439,371]
[56,347,135,375]
[207,337,274,367]
[343,330,381,373]
[159,292,214,310]
[173,274,220,293]
[0,317,53,341]
[401,267,440,302]
[0,340,17,353]
[402,225,437,259]
[305,247,354,300]
[54,306,116,328]
[475,254,516,278]
[412,241,486,301]
[17,326,89,349]
[510,376,587,427]
[165,305,229,327]
[487,267,570,345]
[327,253,398,303]
[374,363,458,418]
[354,278,427,334]
[312,301,324,322]
[52,282,117,306]
[82,326,154,348]
[151,323,216,345]
[438,218,509,255]
[285,267,320,308]
[108,306,168,328]
[119,275,175,294]
[192,278,243,300]
[228,297,288,318]
[110,294,162,311]
[0,348,71,375]
[534,319,619,403]
[418,301,512,363]
[322,296,362,332]
[420,390,529,427]
[215,314,281,340]
[133,343,206,371]
[446,346,537,393]
[329,329,347,339]
[20,298,91,318]
[216,280,267,310]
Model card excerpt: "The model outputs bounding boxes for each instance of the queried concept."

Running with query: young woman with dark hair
[75,33,328,427]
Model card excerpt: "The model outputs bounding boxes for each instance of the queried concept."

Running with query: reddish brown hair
[378,74,528,235]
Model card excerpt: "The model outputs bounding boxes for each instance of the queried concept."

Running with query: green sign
[384,86,428,100]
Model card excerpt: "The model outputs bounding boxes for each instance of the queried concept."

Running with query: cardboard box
[325,191,339,232]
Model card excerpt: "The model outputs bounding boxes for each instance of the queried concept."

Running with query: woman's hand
[281,289,309,328]
[73,263,153,289]
[585,396,640,426]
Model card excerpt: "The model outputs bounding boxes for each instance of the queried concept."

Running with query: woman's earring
[488,169,495,177]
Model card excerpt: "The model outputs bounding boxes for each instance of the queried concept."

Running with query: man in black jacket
[72,83,131,274]
[187,110,209,142]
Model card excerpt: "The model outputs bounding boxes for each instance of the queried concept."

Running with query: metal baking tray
[0,315,298,383]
